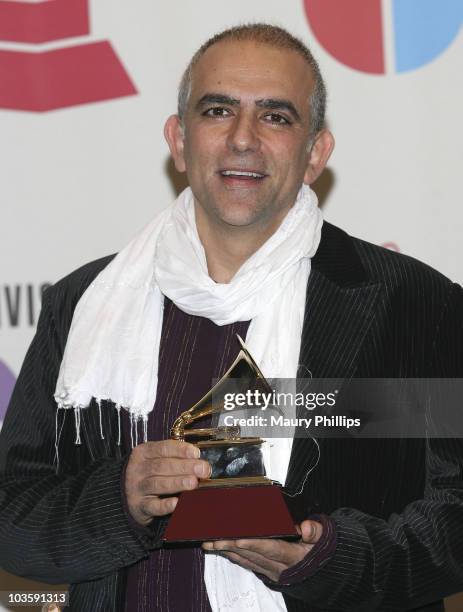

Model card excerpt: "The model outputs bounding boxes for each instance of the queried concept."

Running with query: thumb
[300,519,323,544]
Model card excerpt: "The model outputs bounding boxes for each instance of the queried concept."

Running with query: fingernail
[170,498,178,511]
[187,446,200,459]
[182,477,194,488]
[194,463,209,478]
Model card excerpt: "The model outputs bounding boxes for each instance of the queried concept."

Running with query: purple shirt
[123,298,249,612]
[122,299,337,611]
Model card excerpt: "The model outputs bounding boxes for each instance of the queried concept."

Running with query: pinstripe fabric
[123,298,249,612]
[0,222,462,611]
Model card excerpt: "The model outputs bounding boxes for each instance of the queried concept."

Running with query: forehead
[190,39,314,110]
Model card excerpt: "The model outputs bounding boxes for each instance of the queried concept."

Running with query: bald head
[178,23,327,138]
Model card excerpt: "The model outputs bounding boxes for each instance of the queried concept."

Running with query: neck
[194,203,287,283]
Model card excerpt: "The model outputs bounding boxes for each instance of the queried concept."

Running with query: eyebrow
[195,93,301,122]
[195,94,240,109]
[255,98,301,122]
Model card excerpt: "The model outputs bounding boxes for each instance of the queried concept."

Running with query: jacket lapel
[298,222,382,379]
[285,223,382,495]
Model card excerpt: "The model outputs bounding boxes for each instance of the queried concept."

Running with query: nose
[226,113,261,154]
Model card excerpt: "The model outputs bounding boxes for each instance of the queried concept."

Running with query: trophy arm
[170,407,223,440]
[170,334,271,442]
[171,413,194,440]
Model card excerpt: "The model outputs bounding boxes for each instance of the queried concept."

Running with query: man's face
[167,40,328,232]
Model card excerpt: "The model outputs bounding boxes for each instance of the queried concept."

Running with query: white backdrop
[1,1,462,413]
[0,0,462,606]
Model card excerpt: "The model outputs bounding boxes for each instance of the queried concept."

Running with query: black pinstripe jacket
[1,222,462,611]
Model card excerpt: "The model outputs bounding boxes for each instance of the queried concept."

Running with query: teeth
[221,170,264,178]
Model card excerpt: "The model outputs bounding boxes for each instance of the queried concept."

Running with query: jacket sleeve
[0,287,163,585]
[274,283,463,610]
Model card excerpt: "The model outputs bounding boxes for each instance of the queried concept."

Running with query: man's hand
[202,520,323,582]
[125,440,211,526]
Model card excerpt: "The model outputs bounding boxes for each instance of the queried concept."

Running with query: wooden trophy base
[162,484,298,543]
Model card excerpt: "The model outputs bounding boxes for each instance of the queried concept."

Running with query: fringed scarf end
[74,407,82,445]
[115,404,121,446]
[97,398,105,440]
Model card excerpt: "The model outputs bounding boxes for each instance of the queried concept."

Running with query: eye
[203,106,232,118]
[263,113,291,125]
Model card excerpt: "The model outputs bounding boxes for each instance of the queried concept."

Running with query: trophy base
[198,475,271,488]
[162,484,298,543]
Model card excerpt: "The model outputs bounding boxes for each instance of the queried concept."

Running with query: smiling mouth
[219,169,267,181]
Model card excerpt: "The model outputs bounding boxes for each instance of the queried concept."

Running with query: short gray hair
[178,23,327,138]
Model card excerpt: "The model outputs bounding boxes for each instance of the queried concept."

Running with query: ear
[303,129,335,185]
[164,114,186,173]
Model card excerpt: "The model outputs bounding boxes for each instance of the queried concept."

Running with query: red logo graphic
[304,0,385,74]
[0,0,137,111]
[304,0,462,74]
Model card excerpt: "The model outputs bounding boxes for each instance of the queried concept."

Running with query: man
[1,23,462,612]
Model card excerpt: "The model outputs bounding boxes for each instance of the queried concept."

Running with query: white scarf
[54,184,323,612]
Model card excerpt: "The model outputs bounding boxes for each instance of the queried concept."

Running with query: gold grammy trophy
[163,336,298,542]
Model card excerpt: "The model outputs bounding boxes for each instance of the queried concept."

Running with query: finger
[140,440,200,460]
[147,458,211,478]
[141,495,178,518]
[140,474,199,496]
[227,547,287,573]
[213,550,280,581]
[210,538,298,566]
[300,520,323,544]
[204,541,287,573]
